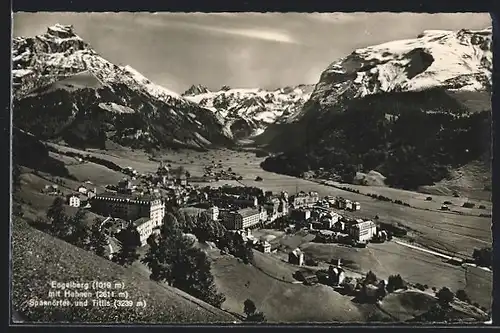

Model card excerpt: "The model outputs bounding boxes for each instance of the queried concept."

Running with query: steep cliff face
[12,24,232,150]
[261,27,492,190]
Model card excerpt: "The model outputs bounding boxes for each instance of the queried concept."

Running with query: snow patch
[98,102,135,114]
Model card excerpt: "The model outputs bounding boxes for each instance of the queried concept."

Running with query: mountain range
[260,27,492,190]
[12,24,492,190]
[12,24,232,151]
[182,84,314,139]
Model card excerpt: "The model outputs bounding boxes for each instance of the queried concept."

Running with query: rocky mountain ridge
[183,84,314,139]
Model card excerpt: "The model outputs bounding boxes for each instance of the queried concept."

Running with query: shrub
[436,287,454,307]
[462,202,475,208]
[415,283,426,291]
[387,274,406,293]
[455,289,469,302]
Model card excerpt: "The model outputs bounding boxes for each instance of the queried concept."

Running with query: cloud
[201,25,298,44]
[307,12,367,23]
[129,14,299,44]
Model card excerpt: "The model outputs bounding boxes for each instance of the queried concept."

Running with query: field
[206,249,366,322]
[379,290,438,322]
[11,218,237,323]
[300,241,466,291]
[464,265,493,309]
[251,229,492,309]
[18,171,104,226]
[419,160,491,201]
[326,180,492,216]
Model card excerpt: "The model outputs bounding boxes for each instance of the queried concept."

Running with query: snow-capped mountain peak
[120,64,182,100]
[182,84,211,96]
[12,24,232,150]
[184,84,315,139]
[310,27,492,110]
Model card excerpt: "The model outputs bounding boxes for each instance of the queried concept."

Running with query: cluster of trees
[472,247,492,268]
[217,231,254,264]
[205,185,265,201]
[340,271,409,304]
[142,213,226,308]
[169,209,227,243]
[33,197,108,258]
[261,91,491,190]
[416,287,457,322]
[112,224,141,266]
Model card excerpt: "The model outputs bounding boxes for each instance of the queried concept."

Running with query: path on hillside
[393,239,453,261]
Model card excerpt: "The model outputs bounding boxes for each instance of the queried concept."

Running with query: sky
[13,12,491,93]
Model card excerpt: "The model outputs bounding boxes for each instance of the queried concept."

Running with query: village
[50,160,412,287]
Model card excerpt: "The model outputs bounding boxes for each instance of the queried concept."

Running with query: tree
[364,271,377,285]
[376,280,387,300]
[387,274,406,293]
[89,219,108,257]
[47,197,70,239]
[112,223,141,266]
[47,197,65,222]
[142,213,225,308]
[455,289,469,303]
[171,246,226,308]
[244,299,257,316]
[66,209,90,248]
[243,299,266,322]
[436,287,454,308]
[142,233,173,283]
[473,247,492,268]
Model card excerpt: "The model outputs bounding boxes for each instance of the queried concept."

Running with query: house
[220,207,261,230]
[67,194,87,208]
[291,191,319,208]
[336,198,346,210]
[43,184,59,194]
[207,206,219,221]
[77,185,89,195]
[77,185,97,198]
[329,266,346,286]
[353,202,361,211]
[345,199,353,211]
[294,269,318,284]
[348,220,377,243]
[91,192,165,228]
[256,241,271,253]
[288,248,304,266]
[133,217,156,246]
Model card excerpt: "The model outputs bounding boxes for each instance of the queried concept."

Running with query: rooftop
[133,217,151,227]
[179,207,207,217]
[237,207,260,218]
[94,191,161,202]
